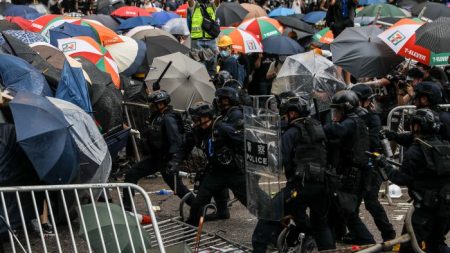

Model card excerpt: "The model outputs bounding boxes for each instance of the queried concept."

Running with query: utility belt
[294,163,326,184]
[414,184,450,217]
[326,167,362,194]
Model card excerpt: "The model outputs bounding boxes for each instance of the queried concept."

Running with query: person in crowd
[266,56,284,90]
[325,0,357,38]
[320,0,329,11]
[249,53,274,96]
[217,35,246,86]
[291,0,304,13]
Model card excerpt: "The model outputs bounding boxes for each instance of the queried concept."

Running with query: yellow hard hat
[217,35,233,47]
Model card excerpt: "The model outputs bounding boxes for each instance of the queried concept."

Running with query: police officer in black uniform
[122,90,193,210]
[252,96,335,252]
[376,109,450,253]
[324,90,376,245]
[349,84,396,242]
[186,87,247,226]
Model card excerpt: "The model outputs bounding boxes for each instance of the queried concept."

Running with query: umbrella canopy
[58,36,120,88]
[268,7,295,17]
[216,2,248,26]
[377,18,449,66]
[111,6,150,18]
[145,52,216,110]
[356,4,409,18]
[144,35,190,65]
[71,19,123,46]
[262,35,304,55]
[30,41,68,69]
[49,22,99,47]
[10,92,79,184]
[414,17,450,54]
[238,17,283,40]
[105,35,146,76]
[4,4,38,18]
[313,27,334,44]
[0,19,21,31]
[272,51,346,112]
[150,11,180,27]
[331,26,403,78]
[79,203,150,253]
[2,33,61,91]
[1,30,46,45]
[302,11,326,24]
[145,6,162,14]
[117,16,154,31]
[358,0,386,5]
[4,16,31,30]
[31,14,77,33]
[0,54,52,96]
[411,2,450,21]
[273,16,314,34]
[162,18,189,35]
[28,3,49,14]
[48,98,111,184]
[175,3,188,18]
[75,56,111,105]
[0,2,11,14]
[240,3,267,20]
[126,25,176,41]
[220,27,263,53]
[84,14,121,30]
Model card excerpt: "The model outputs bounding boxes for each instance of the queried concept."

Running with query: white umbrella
[162,18,190,36]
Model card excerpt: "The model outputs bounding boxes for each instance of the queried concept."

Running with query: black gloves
[380,129,398,141]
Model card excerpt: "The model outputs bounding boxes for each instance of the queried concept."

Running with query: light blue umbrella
[358,0,387,5]
[302,11,326,24]
[268,7,295,17]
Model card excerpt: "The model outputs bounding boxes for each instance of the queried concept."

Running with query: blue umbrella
[49,23,98,47]
[9,92,80,184]
[0,30,46,45]
[3,4,38,18]
[262,35,304,55]
[0,54,52,96]
[268,7,295,17]
[302,11,326,24]
[117,16,154,31]
[358,0,386,5]
[56,60,93,114]
[150,11,180,27]
[23,12,43,20]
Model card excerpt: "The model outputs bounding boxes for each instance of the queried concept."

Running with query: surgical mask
[220,50,230,58]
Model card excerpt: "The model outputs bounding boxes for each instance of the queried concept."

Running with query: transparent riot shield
[244,106,284,221]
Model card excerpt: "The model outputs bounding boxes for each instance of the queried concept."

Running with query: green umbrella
[79,203,151,253]
[356,4,409,18]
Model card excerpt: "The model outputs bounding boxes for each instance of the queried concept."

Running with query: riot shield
[244,107,284,221]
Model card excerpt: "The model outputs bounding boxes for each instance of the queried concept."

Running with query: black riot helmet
[349,83,375,101]
[414,81,443,107]
[148,90,171,104]
[215,87,240,105]
[189,101,214,118]
[283,96,310,119]
[330,90,360,114]
[411,108,441,135]
[213,70,233,87]
[276,91,296,116]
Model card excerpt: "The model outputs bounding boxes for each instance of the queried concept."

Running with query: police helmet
[189,101,214,118]
[330,90,360,113]
[414,81,443,106]
[349,84,375,101]
[284,96,310,117]
[215,87,240,105]
[276,91,297,107]
[148,90,171,104]
[411,108,441,135]
[213,70,233,87]
[223,79,243,90]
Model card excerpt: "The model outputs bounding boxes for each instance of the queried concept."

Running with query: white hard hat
[388,184,403,199]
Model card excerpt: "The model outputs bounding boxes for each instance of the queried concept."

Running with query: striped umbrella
[220,27,262,53]
[378,18,450,66]
[238,17,283,40]
[313,27,334,44]
[356,4,409,18]
[57,36,120,88]
[38,15,79,41]
[74,19,123,46]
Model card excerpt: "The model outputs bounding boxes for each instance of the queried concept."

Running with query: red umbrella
[6,16,32,30]
[111,6,150,18]
[175,3,188,18]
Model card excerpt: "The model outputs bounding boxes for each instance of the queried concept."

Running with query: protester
[217,35,246,86]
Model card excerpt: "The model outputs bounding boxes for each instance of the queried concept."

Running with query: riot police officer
[252,96,335,252]
[349,84,397,242]
[122,90,193,210]
[376,109,450,253]
[324,90,376,245]
[186,87,247,226]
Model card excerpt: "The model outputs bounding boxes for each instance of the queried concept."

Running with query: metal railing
[0,183,165,253]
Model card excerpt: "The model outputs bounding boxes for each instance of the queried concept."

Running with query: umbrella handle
[152,61,173,91]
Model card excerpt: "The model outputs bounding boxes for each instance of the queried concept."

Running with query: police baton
[365,151,389,181]
[152,61,173,91]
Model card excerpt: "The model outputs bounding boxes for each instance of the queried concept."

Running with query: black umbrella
[412,2,450,21]
[375,17,402,26]
[216,2,249,26]
[415,17,450,54]
[144,35,190,65]
[274,16,315,34]
[262,35,304,55]
[84,14,121,31]
[2,33,61,92]
[0,20,21,32]
[74,56,110,105]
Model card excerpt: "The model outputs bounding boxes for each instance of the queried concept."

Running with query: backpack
[420,139,450,176]
[199,3,220,38]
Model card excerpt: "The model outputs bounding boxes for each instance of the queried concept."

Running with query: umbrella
[220,27,263,53]
[105,35,146,76]
[4,4,38,18]
[273,16,314,34]
[23,12,43,20]
[313,27,334,44]
[2,33,61,91]
[411,2,450,21]
[145,52,216,110]
[111,6,150,18]
[40,17,79,42]
[175,3,188,18]
[71,19,123,46]
[1,30,46,45]
[240,3,267,20]
[49,22,99,47]
[10,92,79,184]
[302,11,326,24]
[117,16,154,31]
[74,56,111,105]
[31,14,77,33]
[30,41,68,69]
[378,18,450,66]
[144,35,189,65]
[48,98,112,184]
[145,7,162,14]
[216,2,248,26]
[271,51,346,112]
[126,25,177,41]
[0,19,21,31]
[0,54,52,96]
[356,4,409,18]
[331,26,403,78]
[238,17,283,40]
[262,35,304,55]
[268,7,294,18]
[414,17,450,54]
[84,14,121,31]
[58,36,121,88]
[397,0,426,11]
[56,60,93,113]
[358,0,386,5]
[375,16,403,26]
[79,203,150,253]
[162,18,190,35]
[0,2,11,14]
[150,11,180,27]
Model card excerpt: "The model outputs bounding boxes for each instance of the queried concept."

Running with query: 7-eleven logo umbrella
[313,27,334,44]
[378,18,450,66]
[220,27,263,53]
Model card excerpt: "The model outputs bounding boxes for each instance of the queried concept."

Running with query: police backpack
[420,139,450,176]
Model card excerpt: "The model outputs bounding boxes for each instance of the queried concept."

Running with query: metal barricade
[0,183,165,253]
